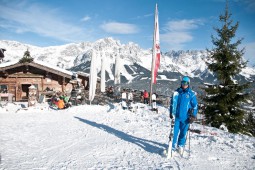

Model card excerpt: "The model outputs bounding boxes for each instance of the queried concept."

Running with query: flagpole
[150,3,158,106]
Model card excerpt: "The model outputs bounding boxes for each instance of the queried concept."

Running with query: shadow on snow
[106,103,115,112]
[74,116,167,155]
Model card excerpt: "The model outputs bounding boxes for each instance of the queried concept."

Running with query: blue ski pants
[172,118,189,149]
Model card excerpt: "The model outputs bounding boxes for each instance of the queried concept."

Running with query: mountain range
[1,38,254,96]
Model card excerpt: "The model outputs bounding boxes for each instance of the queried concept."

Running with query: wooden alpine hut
[0,52,97,102]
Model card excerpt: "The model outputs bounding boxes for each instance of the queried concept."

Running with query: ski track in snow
[0,102,255,169]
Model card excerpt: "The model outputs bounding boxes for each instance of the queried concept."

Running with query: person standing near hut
[151,93,157,112]
[143,90,149,104]
[121,89,127,110]
[127,91,133,103]
[127,90,134,110]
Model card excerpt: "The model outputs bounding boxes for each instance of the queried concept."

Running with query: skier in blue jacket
[169,76,198,154]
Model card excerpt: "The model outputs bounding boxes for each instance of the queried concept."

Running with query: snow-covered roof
[0,59,74,77]
[0,60,19,68]
[77,71,100,81]
[33,59,73,76]
[0,59,95,81]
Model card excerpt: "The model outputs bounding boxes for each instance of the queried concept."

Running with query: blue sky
[0,0,254,66]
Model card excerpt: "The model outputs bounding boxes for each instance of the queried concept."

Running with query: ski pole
[169,118,173,139]
[189,124,191,157]
[167,118,174,158]
[170,119,173,157]
[168,118,173,142]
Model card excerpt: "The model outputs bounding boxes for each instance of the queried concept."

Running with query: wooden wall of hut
[0,67,73,101]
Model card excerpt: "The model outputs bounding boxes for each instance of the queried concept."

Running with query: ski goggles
[181,81,189,85]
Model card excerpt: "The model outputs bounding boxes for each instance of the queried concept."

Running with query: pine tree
[203,3,250,134]
[246,112,255,136]
[19,48,34,63]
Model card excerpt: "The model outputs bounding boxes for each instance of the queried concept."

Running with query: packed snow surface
[0,102,254,169]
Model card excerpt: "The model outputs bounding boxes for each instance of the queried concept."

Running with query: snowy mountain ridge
[1,38,255,85]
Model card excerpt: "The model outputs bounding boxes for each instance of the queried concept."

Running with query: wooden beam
[62,77,65,92]
[41,77,44,93]
[15,76,17,101]
[9,73,44,78]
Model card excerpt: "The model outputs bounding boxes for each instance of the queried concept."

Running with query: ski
[166,139,173,158]
[165,119,174,159]
[165,91,179,159]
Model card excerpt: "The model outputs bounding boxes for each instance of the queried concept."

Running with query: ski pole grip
[188,108,194,116]
[170,113,173,119]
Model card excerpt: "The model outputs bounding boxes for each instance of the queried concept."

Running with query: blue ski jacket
[170,87,198,121]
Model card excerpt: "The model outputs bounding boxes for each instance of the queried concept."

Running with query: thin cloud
[0,1,90,42]
[81,16,91,22]
[243,0,255,12]
[161,32,193,49]
[100,22,139,34]
[133,13,154,19]
[144,13,154,17]
[165,19,202,31]
[161,19,204,49]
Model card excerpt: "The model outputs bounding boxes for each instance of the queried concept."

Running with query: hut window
[0,84,8,93]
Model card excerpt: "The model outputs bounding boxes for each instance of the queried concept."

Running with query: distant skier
[140,91,144,103]
[143,90,149,104]
[127,91,133,103]
[151,93,158,112]
[121,89,127,110]
[169,76,198,155]
[127,91,134,110]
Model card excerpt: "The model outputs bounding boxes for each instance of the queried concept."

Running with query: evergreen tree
[203,3,250,134]
[19,48,33,63]
[246,112,255,136]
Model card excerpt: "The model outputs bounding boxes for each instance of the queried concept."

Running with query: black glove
[188,115,196,123]
[170,113,173,119]
[188,108,194,115]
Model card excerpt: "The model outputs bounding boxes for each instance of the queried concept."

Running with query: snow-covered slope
[0,102,254,169]
[1,39,255,85]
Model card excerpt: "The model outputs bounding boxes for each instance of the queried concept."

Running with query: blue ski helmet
[181,76,190,85]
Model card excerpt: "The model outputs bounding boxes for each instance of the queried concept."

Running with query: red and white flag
[151,4,160,84]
